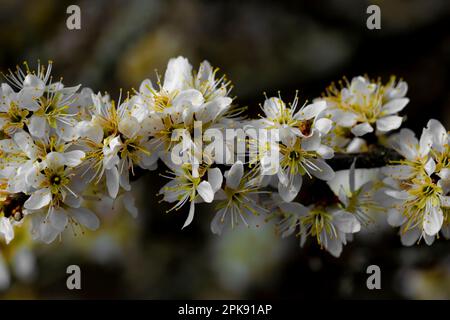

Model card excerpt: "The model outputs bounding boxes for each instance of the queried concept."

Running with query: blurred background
[0,0,449,299]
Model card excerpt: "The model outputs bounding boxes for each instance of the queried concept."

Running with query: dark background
[0,0,449,299]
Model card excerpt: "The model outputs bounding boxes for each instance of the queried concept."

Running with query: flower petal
[382,165,415,180]
[278,174,302,202]
[69,207,100,231]
[315,118,333,134]
[423,205,443,236]
[45,152,66,169]
[210,208,226,235]
[419,128,433,157]
[333,210,361,233]
[208,167,223,192]
[278,202,308,217]
[426,119,448,153]
[309,158,335,181]
[163,56,192,92]
[24,188,52,210]
[400,228,421,246]
[351,122,373,137]
[0,217,14,244]
[381,98,409,115]
[49,207,68,231]
[63,150,85,167]
[263,97,283,119]
[197,181,214,203]
[376,115,403,132]
[387,209,406,227]
[225,161,244,189]
[182,201,196,229]
[106,167,120,198]
[13,131,38,160]
[122,192,139,218]
[28,115,48,139]
[39,222,60,244]
[295,101,327,120]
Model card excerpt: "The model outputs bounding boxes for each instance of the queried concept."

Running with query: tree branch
[327,146,402,171]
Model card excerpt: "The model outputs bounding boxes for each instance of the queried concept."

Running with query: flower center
[300,208,335,246]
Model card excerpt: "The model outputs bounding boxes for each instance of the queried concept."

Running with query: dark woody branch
[327,145,402,171]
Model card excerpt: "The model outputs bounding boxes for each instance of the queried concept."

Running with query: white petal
[106,167,120,198]
[424,158,436,176]
[426,119,448,153]
[118,117,140,139]
[423,233,435,246]
[173,89,204,108]
[400,228,421,246]
[387,209,407,227]
[333,110,358,127]
[208,167,223,192]
[63,189,81,208]
[419,128,433,157]
[163,56,192,92]
[109,136,123,153]
[278,174,302,202]
[13,131,37,160]
[76,121,103,143]
[333,210,361,233]
[382,165,415,180]
[385,189,410,200]
[45,152,66,169]
[263,97,283,119]
[39,221,60,244]
[139,78,154,95]
[346,138,367,153]
[351,122,373,136]
[49,207,68,231]
[324,234,343,258]
[441,196,450,208]
[315,118,333,134]
[309,159,335,181]
[119,160,131,191]
[381,98,409,115]
[423,205,443,236]
[0,139,18,153]
[24,188,52,210]
[69,207,100,230]
[317,145,334,159]
[210,208,226,235]
[182,201,196,229]
[301,131,321,151]
[439,168,450,181]
[28,115,48,138]
[278,202,308,216]
[295,101,327,120]
[194,97,231,122]
[225,161,244,189]
[389,128,419,160]
[63,150,85,167]
[376,115,403,132]
[23,74,45,95]
[197,181,214,203]
[0,218,14,244]
[122,192,138,218]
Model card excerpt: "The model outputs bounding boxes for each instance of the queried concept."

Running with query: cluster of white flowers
[319,76,409,153]
[0,58,448,257]
[382,120,450,245]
